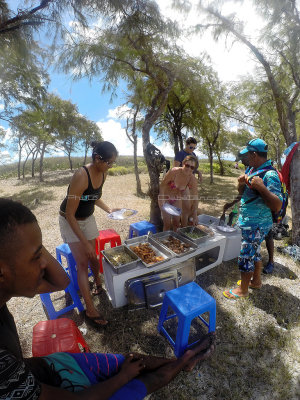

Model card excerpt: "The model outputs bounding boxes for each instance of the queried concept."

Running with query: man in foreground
[0,198,215,399]
[223,151,275,275]
[223,138,282,300]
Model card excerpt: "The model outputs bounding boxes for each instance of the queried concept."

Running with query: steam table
[103,231,227,308]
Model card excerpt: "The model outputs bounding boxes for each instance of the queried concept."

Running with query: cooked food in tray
[105,250,137,267]
[196,224,214,236]
[184,229,207,239]
[130,243,164,265]
[160,236,191,254]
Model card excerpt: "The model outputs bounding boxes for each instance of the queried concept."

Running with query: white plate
[162,203,182,216]
[216,225,236,233]
[108,208,138,220]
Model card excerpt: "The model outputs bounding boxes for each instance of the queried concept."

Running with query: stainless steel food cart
[103,230,227,308]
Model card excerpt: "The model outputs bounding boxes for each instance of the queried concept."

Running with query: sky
[2,0,263,162]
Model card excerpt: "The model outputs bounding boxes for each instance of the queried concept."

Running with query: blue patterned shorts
[238,226,271,273]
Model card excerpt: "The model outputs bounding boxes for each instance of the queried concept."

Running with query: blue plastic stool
[157,282,216,357]
[40,281,84,320]
[56,243,93,291]
[129,221,157,238]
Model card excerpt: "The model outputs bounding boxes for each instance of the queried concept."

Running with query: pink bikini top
[168,172,192,192]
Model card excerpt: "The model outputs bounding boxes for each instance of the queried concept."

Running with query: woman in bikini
[59,141,120,328]
[159,155,198,231]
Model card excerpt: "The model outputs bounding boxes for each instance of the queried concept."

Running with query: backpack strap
[244,165,276,204]
[245,165,275,188]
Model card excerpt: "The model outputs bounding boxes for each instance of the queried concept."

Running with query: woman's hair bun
[91,141,118,162]
[90,141,99,149]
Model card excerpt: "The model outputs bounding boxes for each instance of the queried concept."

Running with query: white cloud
[97,118,143,156]
[157,0,264,82]
[107,105,132,120]
[98,108,176,158]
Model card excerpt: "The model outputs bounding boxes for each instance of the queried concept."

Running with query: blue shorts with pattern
[238,226,271,273]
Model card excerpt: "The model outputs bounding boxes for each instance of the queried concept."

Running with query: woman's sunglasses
[184,163,195,170]
[104,160,116,167]
[97,155,116,167]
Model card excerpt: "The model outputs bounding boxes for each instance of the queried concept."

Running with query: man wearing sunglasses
[174,137,202,183]
[223,138,282,300]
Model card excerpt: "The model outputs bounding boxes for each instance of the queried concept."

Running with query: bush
[198,160,237,176]
[108,166,128,176]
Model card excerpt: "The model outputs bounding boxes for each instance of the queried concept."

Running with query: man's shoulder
[0,303,23,359]
[175,150,186,159]
[0,349,42,399]
[263,169,281,186]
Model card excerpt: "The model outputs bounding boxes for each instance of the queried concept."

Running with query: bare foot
[237,280,261,289]
[223,288,249,299]
[182,332,216,371]
[184,344,215,372]
[129,353,174,371]
[84,311,108,327]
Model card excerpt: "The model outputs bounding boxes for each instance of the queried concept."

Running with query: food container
[124,235,174,267]
[177,225,211,245]
[107,208,138,220]
[152,231,197,257]
[101,245,140,274]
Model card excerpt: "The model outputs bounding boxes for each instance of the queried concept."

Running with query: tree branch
[0,0,53,34]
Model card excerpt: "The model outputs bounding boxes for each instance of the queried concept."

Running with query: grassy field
[0,155,239,179]
[2,166,299,400]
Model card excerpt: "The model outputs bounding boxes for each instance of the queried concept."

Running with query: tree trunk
[143,123,163,231]
[83,150,87,165]
[290,147,300,246]
[133,137,143,196]
[173,133,179,155]
[179,135,184,151]
[275,139,282,170]
[68,154,73,170]
[32,158,35,177]
[208,147,214,184]
[22,153,30,179]
[285,117,299,245]
[17,148,21,180]
[217,153,224,176]
[32,151,38,177]
[39,141,46,182]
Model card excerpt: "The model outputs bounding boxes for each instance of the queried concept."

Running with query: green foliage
[199,160,235,176]
[0,156,240,178]
[0,155,149,178]
[108,166,128,176]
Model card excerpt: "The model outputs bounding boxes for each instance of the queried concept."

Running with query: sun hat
[239,138,268,155]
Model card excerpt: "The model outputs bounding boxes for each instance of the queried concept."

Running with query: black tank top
[60,166,105,219]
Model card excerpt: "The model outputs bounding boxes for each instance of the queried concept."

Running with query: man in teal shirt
[223,138,282,299]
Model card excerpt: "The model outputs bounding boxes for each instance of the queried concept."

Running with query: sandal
[223,289,249,300]
[83,311,108,328]
[237,280,261,289]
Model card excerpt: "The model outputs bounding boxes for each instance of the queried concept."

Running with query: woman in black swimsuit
[59,141,119,327]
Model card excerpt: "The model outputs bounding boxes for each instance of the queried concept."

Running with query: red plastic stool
[32,318,90,357]
[95,229,121,273]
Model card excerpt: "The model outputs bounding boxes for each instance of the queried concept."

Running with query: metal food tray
[177,225,211,245]
[101,245,140,274]
[124,235,174,268]
[152,231,197,257]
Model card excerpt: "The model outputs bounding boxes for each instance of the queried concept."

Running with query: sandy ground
[1,170,299,400]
